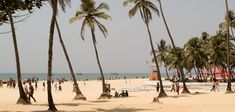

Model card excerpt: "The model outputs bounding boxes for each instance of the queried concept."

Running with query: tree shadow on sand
[88,100,110,103]
[33,102,93,107]
[94,107,154,112]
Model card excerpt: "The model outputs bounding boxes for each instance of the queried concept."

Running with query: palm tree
[0,0,42,104]
[54,0,86,100]
[219,10,235,39]
[55,20,86,100]
[123,0,167,99]
[224,0,233,93]
[156,39,170,79]
[70,0,111,98]
[47,0,58,111]
[184,37,207,81]
[157,0,190,93]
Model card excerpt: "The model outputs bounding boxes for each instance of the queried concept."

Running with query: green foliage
[0,0,43,23]
[70,0,111,42]
[123,0,159,24]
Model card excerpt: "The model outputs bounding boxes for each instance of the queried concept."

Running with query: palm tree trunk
[90,29,110,99]
[158,0,190,93]
[225,0,233,93]
[55,20,86,100]
[145,23,167,98]
[8,13,30,104]
[47,0,58,111]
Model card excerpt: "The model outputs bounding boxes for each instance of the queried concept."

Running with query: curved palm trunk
[55,20,86,100]
[145,23,167,98]
[90,29,110,99]
[47,0,58,111]
[158,0,190,93]
[8,13,30,104]
[225,0,233,93]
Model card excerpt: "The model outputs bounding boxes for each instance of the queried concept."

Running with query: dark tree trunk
[55,20,86,100]
[225,0,233,93]
[47,0,58,111]
[90,29,110,99]
[145,23,167,98]
[179,67,190,93]
[8,13,30,104]
[158,0,190,93]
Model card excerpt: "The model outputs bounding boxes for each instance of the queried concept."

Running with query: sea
[0,73,155,81]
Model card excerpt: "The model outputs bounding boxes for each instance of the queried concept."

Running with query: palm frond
[69,11,86,23]
[87,18,95,31]
[80,19,88,41]
[147,1,160,16]
[93,12,111,20]
[96,2,109,11]
[58,0,71,12]
[123,0,136,6]
[128,2,141,18]
[94,19,108,38]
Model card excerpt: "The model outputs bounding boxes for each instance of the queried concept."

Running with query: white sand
[0,79,235,112]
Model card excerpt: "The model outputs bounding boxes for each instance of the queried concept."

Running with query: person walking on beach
[210,80,216,92]
[42,81,45,91]
[23,82,29,97]
[156,82,160,92]
[176,82,180,95]
[29,82,36,102]
[35,81,38,91]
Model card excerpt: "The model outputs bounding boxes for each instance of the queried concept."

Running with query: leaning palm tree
[55,20,86,100]
[219,10,235,39]
[123,0,167,99]
[54,0,86,100]
[224,0,233,93]
[70,0,111,98]
[156,39,170,79]
[157,0,190,93]
[0,0,42,104]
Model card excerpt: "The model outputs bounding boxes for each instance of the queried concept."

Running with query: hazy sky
[0,0,235,73]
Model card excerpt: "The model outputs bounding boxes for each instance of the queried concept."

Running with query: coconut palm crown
[70,0,111,41]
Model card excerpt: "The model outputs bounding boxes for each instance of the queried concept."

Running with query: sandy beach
[0,78,235,112]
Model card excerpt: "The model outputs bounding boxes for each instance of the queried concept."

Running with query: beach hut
[149,71,159,80]
[201,67,229,79]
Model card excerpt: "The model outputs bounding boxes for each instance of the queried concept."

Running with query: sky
[0,0,235,73]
